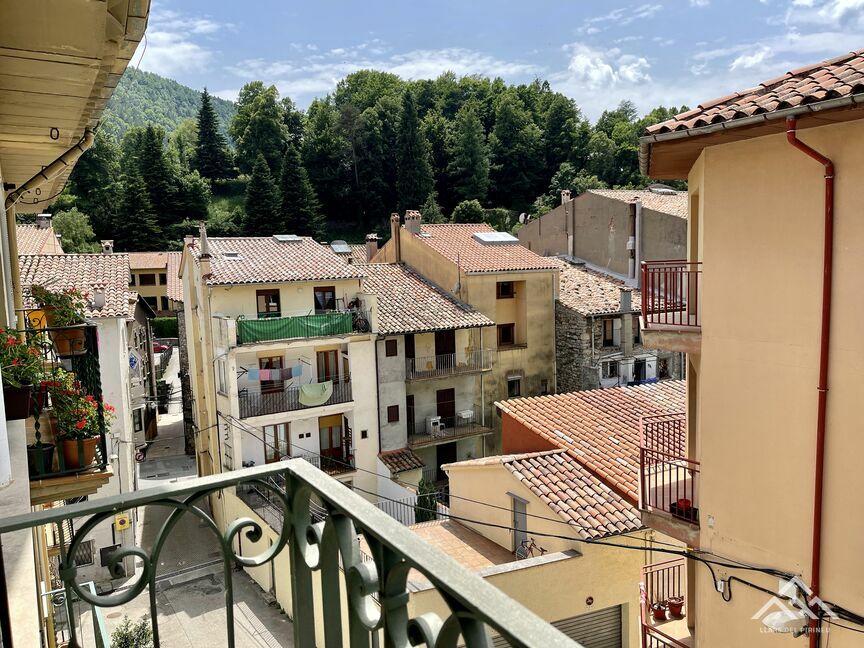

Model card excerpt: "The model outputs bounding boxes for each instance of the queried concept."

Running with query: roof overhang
[0,0,149,208]
[640,95,864,179]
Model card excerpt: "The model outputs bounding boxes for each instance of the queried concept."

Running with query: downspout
[4,128,96,329]
[634,199,643,288]
[786,117,834,647]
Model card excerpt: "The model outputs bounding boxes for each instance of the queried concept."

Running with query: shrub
[111,615,154,648]
[152,317,178,339]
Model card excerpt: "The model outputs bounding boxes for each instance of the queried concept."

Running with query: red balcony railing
[641,261,702,329]
[640,414,699,525]
[640,559,691,648]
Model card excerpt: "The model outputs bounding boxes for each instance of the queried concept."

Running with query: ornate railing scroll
[0,460,580,648]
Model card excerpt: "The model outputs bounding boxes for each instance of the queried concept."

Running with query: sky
[135,0,864,120]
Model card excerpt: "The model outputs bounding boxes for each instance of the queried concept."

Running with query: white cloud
[135,5,227,76]
[690,0,710,6]
[578,3,662,33]
[730,46,772,70]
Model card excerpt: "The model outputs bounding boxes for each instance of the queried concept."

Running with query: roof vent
[472,231,519,245]
[273,234,303,243]
[330,240,351,254]
[222,251,242,260]
[647,183,679,195]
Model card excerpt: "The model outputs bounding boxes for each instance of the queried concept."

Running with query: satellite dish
[519,213,528,224]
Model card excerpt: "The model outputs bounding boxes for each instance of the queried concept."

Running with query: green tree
[230,83,285,174]
[542,94,583,178]
[280,96,305,146]
[396,90,433,211]
[585,131,617,183]
[303,98,350,222]
[532,162,606,214]
[488,90,543,211]
[450,199,485,223]
[136,125,176,229]
[448,100,489,203]
[244,154,281,235]
[420,191,446,223]
[52,208,100,253]
[279,141,325,239]
[414,479,439,523]
[169,118,198,172]
[194,89,233,180]
[110,615,153,648]
[334,70,404,113]
[115,170,160,251]
[67,131,122,239]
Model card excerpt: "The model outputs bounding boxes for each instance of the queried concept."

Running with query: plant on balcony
[30,284,90,357]
[667,595,685,618]
[111,615,153,648]
[49,369,114,469]
[0,328,44,420]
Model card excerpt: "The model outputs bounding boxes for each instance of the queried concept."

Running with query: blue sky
[137,0,864,119]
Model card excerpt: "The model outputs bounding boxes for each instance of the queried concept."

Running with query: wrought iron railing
[0,460,578,648]
[641,260,702,329]
[236,310,370,345]
[405,349,495,380]
[639,414,699,524]
[407,410,493,448]
[640,559,690,648]
[374,491,449,526]
[238,379,353,418]
[40,581,110,648]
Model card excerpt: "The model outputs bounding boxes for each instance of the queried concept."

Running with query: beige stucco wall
[209,278,363,319]
[689,118,864,647]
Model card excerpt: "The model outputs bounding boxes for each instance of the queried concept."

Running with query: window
[138,273,156,286]
[314,286,337,313]
[387,405,400,423]
[602,360,619,380]
[132,408,144,433]
[159,273,167,285]
[259,357,284,394]
[143,296,158,310]
[496,281,515,299]
[497,323,516,347]
[507,377,521,398]
[129,273,135,286]
[657,358,670,379]
[634,321,641,345]
[263,423,289,463]
[217,358,227,394]
[602,319,615,347]
[385,339,398,357]
[160,296,169,311]
[256,289,281,318]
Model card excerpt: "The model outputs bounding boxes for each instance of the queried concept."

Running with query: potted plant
[651,601,668,622]
[50,370,114,469]
[0,329,44,420]
[667,595,685,618]
[30,285,90,357]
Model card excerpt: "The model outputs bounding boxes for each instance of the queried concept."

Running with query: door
[319,414,343,461]
[317,350,339,382]
[435,442,457,481]
[313,286,336,313]
[263,423,289,463]
[634,358,647,382]
[406,394,415,436]
[404,334,415,359]
[256,289,281,318]
[491,606,622,648]
[436,388,455,428]
[259,357,284,394]
[434,329,456,370]
[511,496,527,552]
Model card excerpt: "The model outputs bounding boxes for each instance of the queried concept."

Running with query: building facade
[127,250,183,315]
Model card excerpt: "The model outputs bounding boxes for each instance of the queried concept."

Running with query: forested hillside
[101,67,236,140]
[52,68,686,252]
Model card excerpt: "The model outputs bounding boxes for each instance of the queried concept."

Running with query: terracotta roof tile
[190,236,364,285]
[16,225,63,255]
[496,381,686,503]
[412,223,559,273]
[378,447,425,473]
[585,189,687,218]
[19,254,132,318]
[360,263,493,335]
[128,251,171,270]
[646,49,864,135]
[166,252,183,303]
[556,262,641,316]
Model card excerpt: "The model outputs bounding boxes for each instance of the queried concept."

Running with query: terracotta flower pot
[3,384,33,420]
[61,437,99,469]
[652,602,668,622]
[667,596,685,618]
[27,443,55,477]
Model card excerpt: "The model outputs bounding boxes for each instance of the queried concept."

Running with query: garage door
[491,605,622,648]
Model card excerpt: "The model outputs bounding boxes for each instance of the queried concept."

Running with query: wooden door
[317,350,338,382]
[406,394,415,436]
[436,388,456,427]
[404,334,415,359]
[263,423,289,463]
[319,414,343,459]
[434,330,456,370]
[435,442,457,481]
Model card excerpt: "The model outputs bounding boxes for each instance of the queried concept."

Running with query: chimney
[365,233,379,262]
[619,287,632,312]
[90,283,106,310]
[198,221,212,278]
[35,213,53,229]
[101,240,114,254]
[390,213,401,263]
[404,210,422,235]
[560,189,571,205]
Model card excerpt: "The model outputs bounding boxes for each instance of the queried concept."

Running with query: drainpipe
[4,128,96,329]
[786,117,834,646]
[634,199,643,288]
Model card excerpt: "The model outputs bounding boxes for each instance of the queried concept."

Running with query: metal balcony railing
[407,410,493,448]
[0,460,578,648]
[405,349,494,380]
[41,581,109,648]
[236,310,370,345]
[238,379,353,418]
[639,414,700,525]
[641,261,702,330]
[640,559,691,648]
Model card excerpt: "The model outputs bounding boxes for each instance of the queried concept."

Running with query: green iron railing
[0,460,579,648]
[236,310,369,345]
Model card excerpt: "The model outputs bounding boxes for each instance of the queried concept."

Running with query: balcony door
[263,423,289,463]
[434,330,455,370]
[256,289,281,318]
[319,414,343,460]
[436,388,455,428]
[317,349,343,383]
[259,356,284,394]
[313,286,336,313]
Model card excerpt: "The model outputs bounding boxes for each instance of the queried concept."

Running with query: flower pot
[27,443,55,477]
[61,437,99,469]
[667,596,685,619]
[48,326,87,358]
[3,384,33,420]
[651,602,668,622]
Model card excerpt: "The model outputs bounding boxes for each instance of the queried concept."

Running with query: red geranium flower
[75,419,86,430]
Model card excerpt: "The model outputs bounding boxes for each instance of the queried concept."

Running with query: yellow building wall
[209,278,363,319]
[689,118,864,647]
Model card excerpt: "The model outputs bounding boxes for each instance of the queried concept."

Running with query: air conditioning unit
[426,416,444,436]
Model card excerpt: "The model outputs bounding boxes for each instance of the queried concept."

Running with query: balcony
[639,413,700,547]
[405,349,494,381]
[640,261,702,353]
[0,460,575,648]
[238,379,353,419]
[408,410,494,448]
[235,310,370,345]
[641,559,694,647]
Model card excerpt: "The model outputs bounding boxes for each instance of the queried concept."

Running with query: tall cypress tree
[137,125,175,228]
[279,141,326,239]
[449,101,490,203]
[116,170,160,251]
[396,90,433,212]
[194,89,232,180]
[244,154,281,236]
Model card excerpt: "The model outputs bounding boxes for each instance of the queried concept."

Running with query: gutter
[639,94,864,176]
